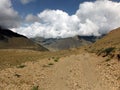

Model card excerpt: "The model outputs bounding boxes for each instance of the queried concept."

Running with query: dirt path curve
[46,53,111,90]
[0,52,114,90]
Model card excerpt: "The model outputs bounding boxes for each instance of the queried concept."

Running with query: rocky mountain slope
[0,27,48,51]
[88,27,120,60]
[31,35,101,51]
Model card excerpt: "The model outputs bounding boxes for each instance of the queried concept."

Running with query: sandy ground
[0,52,119,90]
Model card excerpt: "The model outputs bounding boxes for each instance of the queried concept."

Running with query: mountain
[0,27,48,51]
[88,27,120,60]
[31,35,101,51]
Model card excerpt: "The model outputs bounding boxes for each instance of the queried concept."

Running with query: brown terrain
[88,27,120,60]
[0,27,120,90]
[0,27,48,51]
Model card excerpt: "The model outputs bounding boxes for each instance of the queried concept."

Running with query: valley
[0,0,120,90]
[0,49,119,90]
[0,27,119,90]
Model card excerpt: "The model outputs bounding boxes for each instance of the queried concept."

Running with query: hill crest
[0,27,48,51]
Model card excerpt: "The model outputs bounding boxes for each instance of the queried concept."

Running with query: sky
[0,0,120,38]
[11,0,87,16]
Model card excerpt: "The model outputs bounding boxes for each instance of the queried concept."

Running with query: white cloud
[12,10,80,38]
[0,0,20,28]
[25,14,40,23]
[12,0,120,38]
[76,0,120,35]
[20,0,35,4]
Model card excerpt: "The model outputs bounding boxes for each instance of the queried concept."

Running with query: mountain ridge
[0,27,48,51]
[31,35,102,51]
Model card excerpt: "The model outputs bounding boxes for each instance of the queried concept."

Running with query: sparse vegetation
[14,74,21,78]
[48,63,54,66]
[54,57,60,62]
[105,58,111,62]
[0,26,120,90]
[102,47,115,55]
[96,47,115,57]
[32,86,39,90]
[43,57,60,67]
[52,57,55,59]
[17,64,26,68]
[0,49,74,69]
[54,59,58,62]
[48,57,60,62]
[42,64,50,67]
[87,27,120,61]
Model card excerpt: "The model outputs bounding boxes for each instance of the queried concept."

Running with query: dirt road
[0,52,119,90]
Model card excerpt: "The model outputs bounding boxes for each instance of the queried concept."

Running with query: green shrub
[17,64,26,68]
[54,59,58,62]
[32,86,39,90]
[54,57,60,62]
[14,74,21,78]
[97,47,115,56]
[102,47,115,55]
[105,58,111,62]
[48,63,54,66]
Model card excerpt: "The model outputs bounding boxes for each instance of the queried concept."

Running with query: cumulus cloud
[12,0,120,38]
[25,14,40,23]
[12,10,80,38]
[20,0,35,4]
[0,0,20,28]
[76,0,120,35]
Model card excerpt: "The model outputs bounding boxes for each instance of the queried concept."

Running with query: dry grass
[0,49,78,69]
[87,27,120,60]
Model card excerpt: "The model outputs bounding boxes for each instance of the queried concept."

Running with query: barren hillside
[0,27,48,51]
[88,27,120,60]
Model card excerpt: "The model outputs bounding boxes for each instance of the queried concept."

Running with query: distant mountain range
[31,35,102,51]
[0,27,48,51]
[0,26,107,51]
